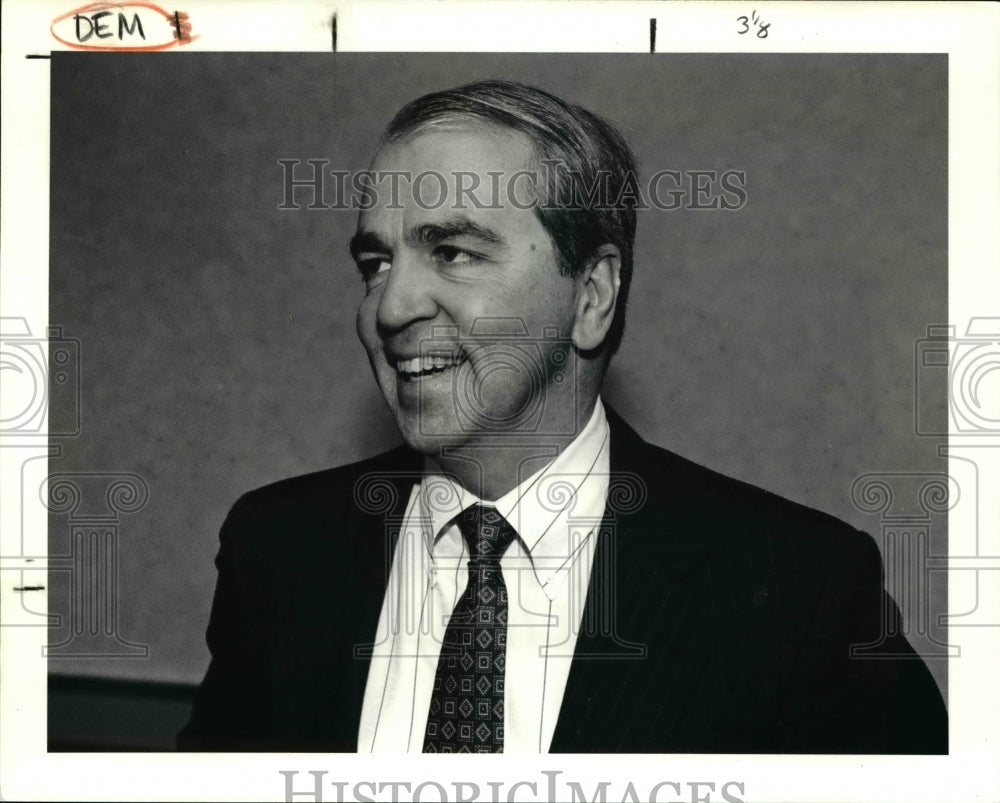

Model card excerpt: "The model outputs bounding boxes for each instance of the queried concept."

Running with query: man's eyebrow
[349,217,505,262]
[348,230,390,261]
[407,218,505,248]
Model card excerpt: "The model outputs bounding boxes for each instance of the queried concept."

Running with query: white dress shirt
[357,398,611,753]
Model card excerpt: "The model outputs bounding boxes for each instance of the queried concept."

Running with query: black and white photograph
[2,3,998,802]
[49,50,949,748]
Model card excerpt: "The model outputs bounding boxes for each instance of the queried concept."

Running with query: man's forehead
[371,122,536,174]
[357,123,548,239]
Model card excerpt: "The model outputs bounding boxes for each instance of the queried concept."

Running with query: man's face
[353,124,582,456]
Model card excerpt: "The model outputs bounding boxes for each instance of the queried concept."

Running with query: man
[179,80,946,753]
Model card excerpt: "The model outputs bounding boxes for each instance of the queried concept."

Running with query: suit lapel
[550,410,725,752]
[331,449,423,747]
[343,449,423,662]
[344,420,729,752]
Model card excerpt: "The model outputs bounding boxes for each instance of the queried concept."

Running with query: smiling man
[351,120,618,500]
[179,80,947,754]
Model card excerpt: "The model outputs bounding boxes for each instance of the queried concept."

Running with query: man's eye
[433,246,480,266]
[358,258,391,280]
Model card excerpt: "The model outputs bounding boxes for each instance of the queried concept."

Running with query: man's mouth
[394,351,466,379]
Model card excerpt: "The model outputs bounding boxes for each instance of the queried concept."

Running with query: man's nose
[375,255,438,333]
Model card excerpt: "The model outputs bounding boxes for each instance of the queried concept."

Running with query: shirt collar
[416,398,611,599]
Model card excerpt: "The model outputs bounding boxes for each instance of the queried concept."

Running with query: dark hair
[380,79,637,355]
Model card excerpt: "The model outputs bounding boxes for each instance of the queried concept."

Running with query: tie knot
[457,504,516,561]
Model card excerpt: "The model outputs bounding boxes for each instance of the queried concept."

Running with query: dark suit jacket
[178,409,947,753]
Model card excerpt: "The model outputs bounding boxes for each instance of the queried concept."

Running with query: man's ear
[572,244,622,352]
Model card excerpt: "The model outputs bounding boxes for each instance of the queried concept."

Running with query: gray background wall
[47,53,948,697]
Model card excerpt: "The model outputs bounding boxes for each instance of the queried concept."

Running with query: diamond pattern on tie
[423,505,516,753]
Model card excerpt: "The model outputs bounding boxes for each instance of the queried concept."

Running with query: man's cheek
[355,308,370,345]
[355,304,379,353]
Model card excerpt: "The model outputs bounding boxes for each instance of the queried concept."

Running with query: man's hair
[380,79,637,356]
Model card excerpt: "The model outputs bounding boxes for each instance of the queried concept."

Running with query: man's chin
[394,417,467,458]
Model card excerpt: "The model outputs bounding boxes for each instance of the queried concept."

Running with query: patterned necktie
[423,504,517,753]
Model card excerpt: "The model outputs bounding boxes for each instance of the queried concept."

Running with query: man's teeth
[395,354,464,376]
